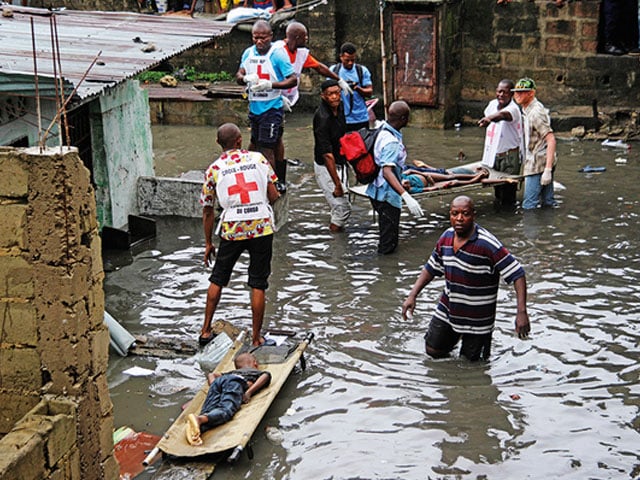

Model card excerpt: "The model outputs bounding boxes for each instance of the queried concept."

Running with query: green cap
[512,77,536,91]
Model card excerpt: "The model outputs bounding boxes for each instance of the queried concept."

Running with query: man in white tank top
[478,79,524,207]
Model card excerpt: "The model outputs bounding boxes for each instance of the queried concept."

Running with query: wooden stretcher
[145,326,313,476]
[349,161,522,200]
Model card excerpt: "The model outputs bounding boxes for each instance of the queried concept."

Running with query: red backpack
[339,127,382,184]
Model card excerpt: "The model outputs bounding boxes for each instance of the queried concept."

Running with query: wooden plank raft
[146,327,313,477]
[349,161,522,200]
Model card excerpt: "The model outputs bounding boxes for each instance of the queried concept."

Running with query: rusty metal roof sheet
[0,5,234,101]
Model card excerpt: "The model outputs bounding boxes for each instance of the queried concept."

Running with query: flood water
[105,113,640,479]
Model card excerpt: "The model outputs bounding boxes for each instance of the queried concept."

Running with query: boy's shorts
[249,108,284,149]
[424,317,492,361]
[209,235,273,290]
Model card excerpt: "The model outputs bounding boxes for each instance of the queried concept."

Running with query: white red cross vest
[245,44,282,103]
[215,151,273,223]
[274,40,309,105]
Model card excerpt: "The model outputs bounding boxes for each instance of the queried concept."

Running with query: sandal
[198,332,216,347]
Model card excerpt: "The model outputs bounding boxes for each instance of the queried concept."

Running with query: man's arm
[543,131,556,170]
[267,181,280,204]
[314,62,340,80]
[402,267,435,319]
[203,205,216,266]
[382,165,406,196]
[272,72,297,90]
[478,108,514,127]
[243,372,271,403]
[354,82,373,98]
[513,275,530,338]
[323,153,345,197]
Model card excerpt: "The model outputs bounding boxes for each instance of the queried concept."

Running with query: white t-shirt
[481,99,523,167]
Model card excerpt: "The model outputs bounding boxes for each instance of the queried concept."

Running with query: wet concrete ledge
[145,82,639,138]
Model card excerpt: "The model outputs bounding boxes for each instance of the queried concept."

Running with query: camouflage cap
[512,77,536,91]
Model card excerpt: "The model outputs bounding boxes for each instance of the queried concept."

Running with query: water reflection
[105,115,640,479]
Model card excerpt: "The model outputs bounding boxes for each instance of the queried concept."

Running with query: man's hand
[515,311,530,339]
[332,183,344,197]
[281,95,293,112]
[401,296,416,320]
[338,78,353,95]
[540,167,553,186]
[204,244,216,267]
[250,79,272,92]
[401,191,424,218]
[243,73,259,84]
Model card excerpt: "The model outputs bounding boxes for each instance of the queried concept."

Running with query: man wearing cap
[478,79,523,207]
[312,79,350,232]
[512,78,558,210]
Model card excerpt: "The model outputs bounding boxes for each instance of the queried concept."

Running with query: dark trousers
[602,0,639,49]
[370,198,401,254]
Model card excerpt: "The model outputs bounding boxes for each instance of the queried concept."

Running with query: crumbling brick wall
[0,147,117,480]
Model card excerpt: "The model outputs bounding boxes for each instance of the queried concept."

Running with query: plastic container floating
[601,139,630,149]
[579,165,606,173]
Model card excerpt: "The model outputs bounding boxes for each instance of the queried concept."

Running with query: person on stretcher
[401,160,490,194]
[186,353,271,446]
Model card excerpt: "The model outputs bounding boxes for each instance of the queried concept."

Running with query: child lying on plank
[402,160,490,194]
[186,352,271,446]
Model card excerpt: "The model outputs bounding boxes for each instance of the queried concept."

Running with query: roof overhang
[0,5,235,101]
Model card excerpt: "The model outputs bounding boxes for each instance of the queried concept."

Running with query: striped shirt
[424,224,525,335]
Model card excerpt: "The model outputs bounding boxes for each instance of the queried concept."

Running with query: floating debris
[601,139,629,149]
[579,165,606,173]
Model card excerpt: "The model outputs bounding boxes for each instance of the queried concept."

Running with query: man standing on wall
[366,100,424,254]
[312,79,350,232]
[236,20,297,191]
[512,77,558,210]
[199,123,280,348]
[478,79,523,207]
[331,42,374,131]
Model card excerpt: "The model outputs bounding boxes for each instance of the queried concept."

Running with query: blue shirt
[425,224,525,335]
[333,63,372,125]
[240,44,295,115]
[365,122,405,209]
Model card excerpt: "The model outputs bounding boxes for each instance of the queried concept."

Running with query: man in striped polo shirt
[402,195,530,361]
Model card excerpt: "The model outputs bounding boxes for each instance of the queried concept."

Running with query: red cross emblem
[256,64,270,81]
[486,123,497,143]
[227,172,259,204]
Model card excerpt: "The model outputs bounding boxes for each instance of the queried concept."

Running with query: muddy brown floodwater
[105,112,640,479]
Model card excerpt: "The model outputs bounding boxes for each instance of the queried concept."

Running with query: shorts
[209,234,273,290]
[424,317,492,361]
[494,148,521,175]
[249,108,284,149]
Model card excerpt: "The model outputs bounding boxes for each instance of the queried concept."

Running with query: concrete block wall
[0,147,118,480]
[459,0,640,113]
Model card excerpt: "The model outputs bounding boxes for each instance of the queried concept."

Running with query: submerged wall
[92,80,155,229]
[0,147,118,479]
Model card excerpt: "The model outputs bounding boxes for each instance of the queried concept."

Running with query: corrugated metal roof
[0,5,234,101]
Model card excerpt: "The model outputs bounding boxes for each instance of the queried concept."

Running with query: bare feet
[329,223,344,232]
[186,414,203,446]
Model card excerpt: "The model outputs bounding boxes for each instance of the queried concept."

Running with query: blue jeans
[523,173,556,210]
[199,375,245,432]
